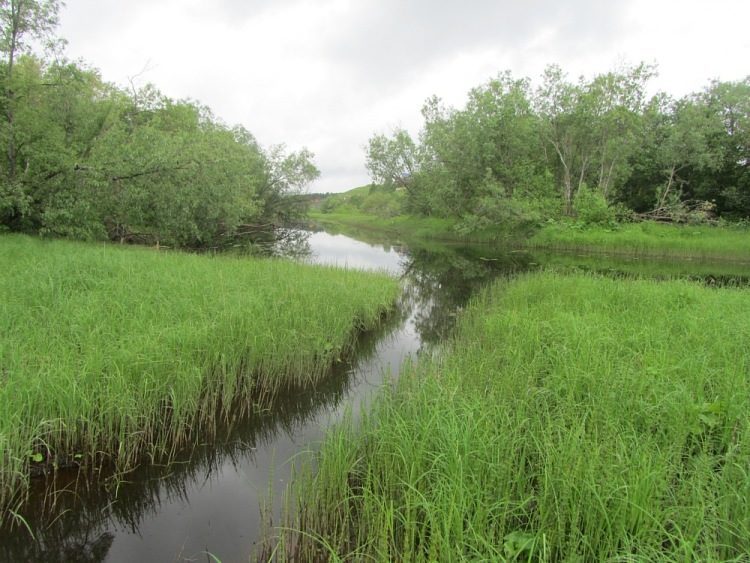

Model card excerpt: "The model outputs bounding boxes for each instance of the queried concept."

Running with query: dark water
[2,229,747,562]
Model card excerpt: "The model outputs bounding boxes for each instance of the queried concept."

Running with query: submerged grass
[0,234,398,525]
[284,271,750,561]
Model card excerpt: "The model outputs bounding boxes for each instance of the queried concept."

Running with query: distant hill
[312,184,405,217]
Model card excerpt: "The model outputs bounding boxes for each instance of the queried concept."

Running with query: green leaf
[503,530,536,558]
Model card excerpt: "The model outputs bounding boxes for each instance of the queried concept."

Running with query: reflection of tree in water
[400,244,535,347]
[0,310,405,563]
[208,227,313,259]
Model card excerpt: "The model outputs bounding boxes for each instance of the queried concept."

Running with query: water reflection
[400,244,533,345]
[304,231,404,274]
[214,228,313,259]
[3,383,337,561]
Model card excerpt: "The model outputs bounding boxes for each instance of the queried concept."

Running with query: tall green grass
[284,272,750,561]
[0,234,398,525]
[529,221,750,260]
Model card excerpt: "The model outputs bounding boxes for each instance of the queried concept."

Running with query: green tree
[365,128,418,189]
[699,78,750,217]
[417,74,553,230]
[257,143,320,228]
[0,0,61,224]
[535,63,654,214]
[621,90,727,220]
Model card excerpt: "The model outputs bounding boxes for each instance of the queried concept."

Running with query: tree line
[366,64,750,231]
[1,0,318,248]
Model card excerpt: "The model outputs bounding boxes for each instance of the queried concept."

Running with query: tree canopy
[366,63,750,229]
[0,0,319,248]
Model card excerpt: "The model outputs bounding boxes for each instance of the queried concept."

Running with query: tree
[0,0,61,224]
[584,63,654,200]
[258,143,320,227]
[534,65,583,214]
[621,92,725,219]
[365,128,419,190]
[700,78,750,217]
[535,63,654,214]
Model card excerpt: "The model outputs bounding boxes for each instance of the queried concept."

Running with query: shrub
[574,185,616,225]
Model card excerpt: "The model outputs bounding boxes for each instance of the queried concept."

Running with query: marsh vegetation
[0,234,398,529]
[281,271,750,561]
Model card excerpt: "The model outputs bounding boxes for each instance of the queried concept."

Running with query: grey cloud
[322,0,629,88]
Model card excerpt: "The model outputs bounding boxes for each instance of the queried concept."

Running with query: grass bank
[310,210,750,261]
[0,234,398,525]
[534,251,750,285]
[283,272,750,561]
[528,221,750,261]
[309,211,502,243]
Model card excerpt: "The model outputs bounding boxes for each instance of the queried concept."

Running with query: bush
[320,197,337,213]
[360,191,404,218]
[574,185,616,225]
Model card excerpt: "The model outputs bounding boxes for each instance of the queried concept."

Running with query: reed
[0,234,398,525]
[284,271,750,561]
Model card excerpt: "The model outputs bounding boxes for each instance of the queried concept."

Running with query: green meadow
[0,235,398,523]
[283,272,750,561]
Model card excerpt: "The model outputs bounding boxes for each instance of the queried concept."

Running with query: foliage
[365,129,418,190]
[0,4,319,248]
[574,183,616,225]
[418,74,553,222]
[364,63,750,228]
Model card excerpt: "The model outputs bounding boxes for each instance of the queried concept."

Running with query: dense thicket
[366,64,750,231]
[0,0,318,248]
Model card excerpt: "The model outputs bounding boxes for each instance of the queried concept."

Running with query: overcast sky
[58,0,750,193]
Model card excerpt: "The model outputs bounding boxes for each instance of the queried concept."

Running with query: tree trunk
[577,155,589,193]
[551,139,574,215]
[563,165,573,215]
[658,165,677,209]
[4,3,21,182]
[602,158,617,200]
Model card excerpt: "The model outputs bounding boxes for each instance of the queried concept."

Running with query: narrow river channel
[2,227,747,562]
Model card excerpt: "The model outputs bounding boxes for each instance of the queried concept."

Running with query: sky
[57,0,750,193]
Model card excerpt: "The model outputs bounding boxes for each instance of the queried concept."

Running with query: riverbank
[528,221,750,260]
[284,271,750,560]
[309,211,479,242]
[0,234,398,526]
[309,210,750,261]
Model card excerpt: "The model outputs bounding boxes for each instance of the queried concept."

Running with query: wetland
[2,227,749,561]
